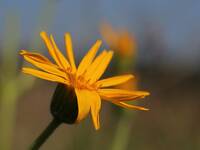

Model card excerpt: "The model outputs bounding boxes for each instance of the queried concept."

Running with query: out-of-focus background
[0,0,200,150]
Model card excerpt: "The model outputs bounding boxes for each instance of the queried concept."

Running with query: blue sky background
[0,0,200,71]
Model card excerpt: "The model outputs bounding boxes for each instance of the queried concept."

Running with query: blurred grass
[13,71,200,150]
[0,13,21,150]
[0,1,57,149]
[100,24,140,150]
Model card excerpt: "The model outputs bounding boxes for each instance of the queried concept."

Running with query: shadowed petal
[101,95,145,102]
[20,50,54,65]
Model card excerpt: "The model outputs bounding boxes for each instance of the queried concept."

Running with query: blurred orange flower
[20,31,149,130]
[100,23,137,57]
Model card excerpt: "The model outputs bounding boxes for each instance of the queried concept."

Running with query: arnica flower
[100,23,136,57]
[20,31,149,130]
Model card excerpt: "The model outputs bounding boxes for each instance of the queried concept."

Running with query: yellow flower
[20,31,149,130]
[100,23,136,57]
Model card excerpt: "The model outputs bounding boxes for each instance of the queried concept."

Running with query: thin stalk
[30,119,61,150]
[111,50,137,150]
[111,111,135,150]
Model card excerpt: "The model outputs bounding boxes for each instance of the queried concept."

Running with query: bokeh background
[0,0,200,150]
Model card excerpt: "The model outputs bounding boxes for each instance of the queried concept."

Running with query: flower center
[68,73,97,90]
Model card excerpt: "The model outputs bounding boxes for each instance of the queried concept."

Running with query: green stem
[111,111,134,150]
[30,119,61,150]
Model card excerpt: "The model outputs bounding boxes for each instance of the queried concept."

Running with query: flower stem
[111,111,134,150]
[30,119,61,150]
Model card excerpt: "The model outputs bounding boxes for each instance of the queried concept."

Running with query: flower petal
[75,89,91,122]
[21,50,68,79]
[90,91,101,130]
[77,40,102,76]
[65,33,76,72]
[20,50,54,65]
[98,89,149,101]
[98,89,149,97]
[102,95,144,102]
[96,74,134,88]
[84,50,107,80]
[112,101,149,111]
[22,67,69,85]
[89,51,113,84]
[50,34,71,70]
[40,31,66,69]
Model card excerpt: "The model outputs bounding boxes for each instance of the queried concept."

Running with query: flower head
[100,23,137,57]
[20,31,149,130]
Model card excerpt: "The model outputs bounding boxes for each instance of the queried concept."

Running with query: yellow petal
[90,91,101,130]
[50,34,71,70]
[98,89,149,102]
[40,31,64,69]
[21,50,68,79]
[84,50,107,80]
[89,51,113,84]
[22,67,69,85]
[20,50,54,65]
[75,89,91,122]
[112,101,149,111]
[98,89,150,98]
[102,95,145,102]
[65,33,76,72]
[96,74,134,88]
[77,40,102,76]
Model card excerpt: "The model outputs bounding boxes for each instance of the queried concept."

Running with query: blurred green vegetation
[0,1,57,149]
